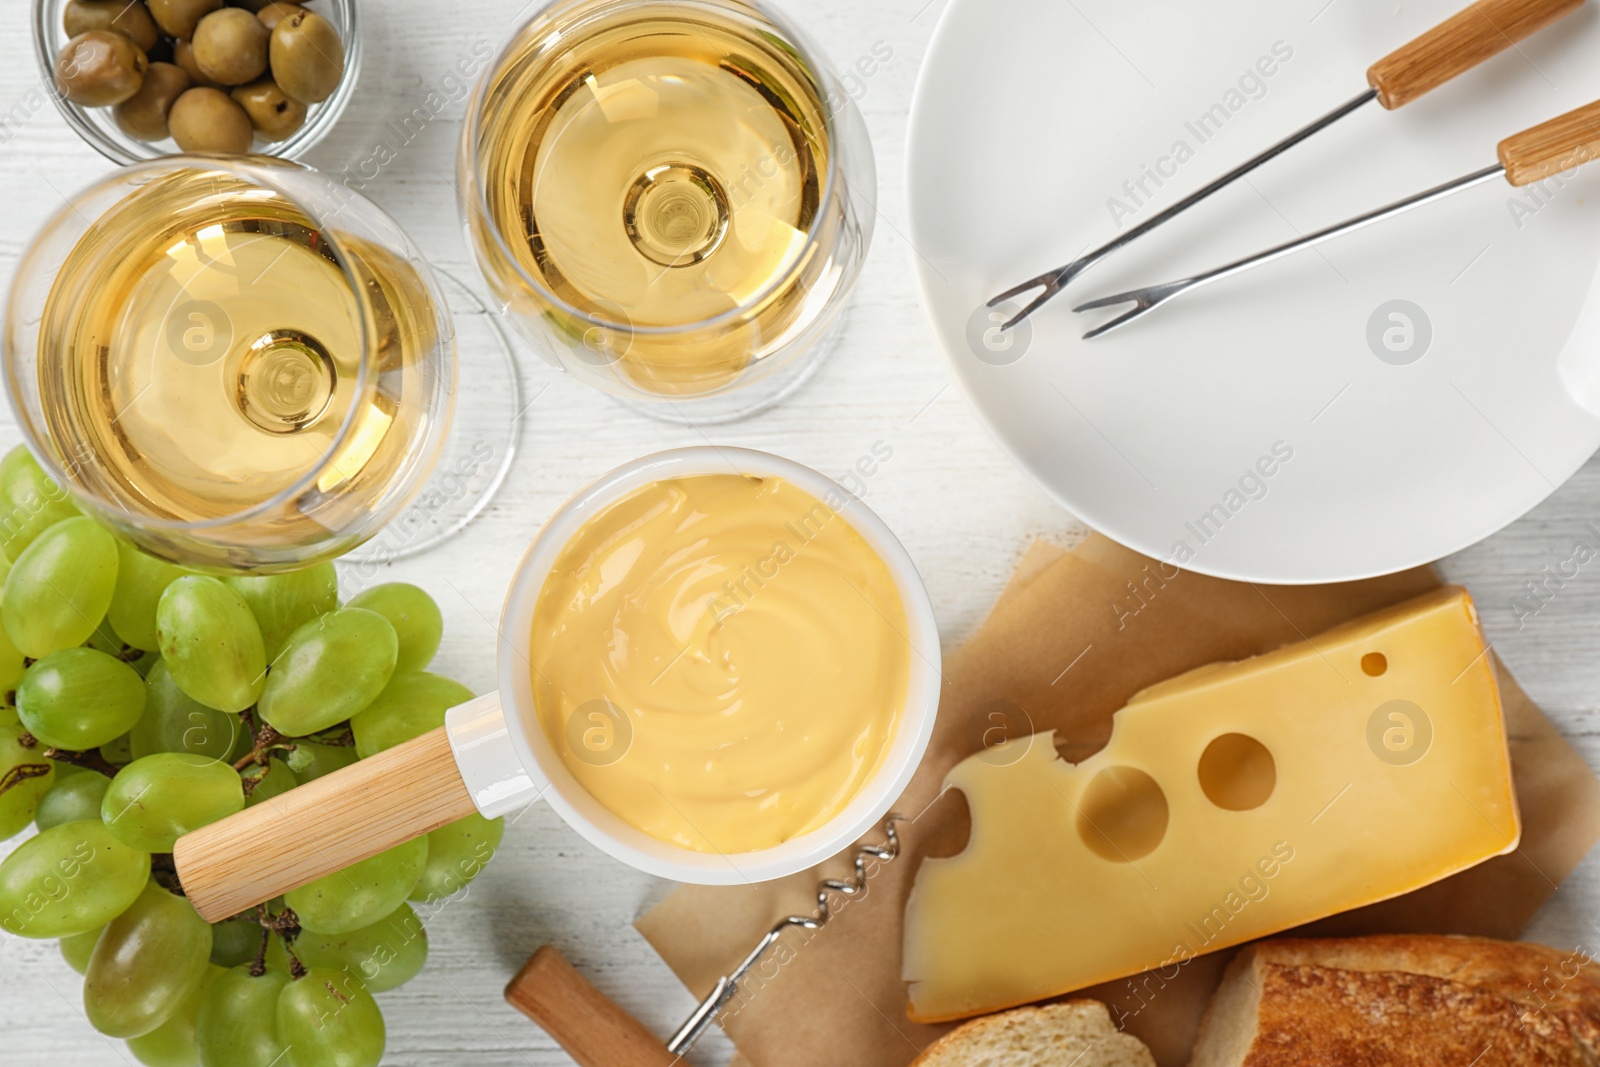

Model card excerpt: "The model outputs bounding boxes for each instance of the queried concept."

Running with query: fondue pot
[175,447,942,921]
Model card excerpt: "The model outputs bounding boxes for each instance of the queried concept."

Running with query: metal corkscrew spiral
[664,814,906,1055]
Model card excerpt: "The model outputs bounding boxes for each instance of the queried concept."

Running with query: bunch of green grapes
[0,447,504,1067]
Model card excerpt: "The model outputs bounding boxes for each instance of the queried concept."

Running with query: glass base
[343,269,522,564]
[611,309,847,425]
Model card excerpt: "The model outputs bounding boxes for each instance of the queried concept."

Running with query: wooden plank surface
[0,0,1595,1064]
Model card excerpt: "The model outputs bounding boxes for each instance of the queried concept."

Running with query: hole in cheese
[1198,733,1276,811]
[1361,652,1388,677]
[1075,766,1168,862]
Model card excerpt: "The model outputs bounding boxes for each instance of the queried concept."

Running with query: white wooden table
[1,0,1596,1062]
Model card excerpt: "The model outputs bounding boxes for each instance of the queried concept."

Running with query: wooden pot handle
[1366,0,1584,110]
[174,726,478,922]
[505,947,681,1067]
[1499,98,1600,185]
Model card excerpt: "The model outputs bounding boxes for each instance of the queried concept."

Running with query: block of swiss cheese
[902,587,1519,1022]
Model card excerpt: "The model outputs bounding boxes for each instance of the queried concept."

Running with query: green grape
[285,836,427,935]
[102,754,246,853]
[0,610,25,697]
[224,564,338,665]
[60,923,105,974]
[0,820,150,938]
[346,583,442,676]
[258,609,398,737]
[283,740,358,782]
[263,928,291,974]
[277,967,385,1067]
[243,758,297,808]
[85,880,214,1038]
[127,650,160,678]
[410,812,505,903]
[86,616,129,658]
[0,722,54,836]
[102,730,135,767]
[0,446,78,562]
[208,915,262,968]
[196,965,290,1067]
[294,902,427,993]
[16,648,147,750]
[34,767,108,831]
[351,672,473,759]
[126,963,223,1067]
[131,660,243,763]
[1,516,118,657]
[157,577,266,713]
[110,542,191,652]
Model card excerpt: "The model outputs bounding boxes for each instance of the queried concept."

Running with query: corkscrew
[505,814,907,1067]
[665,813,905,1053]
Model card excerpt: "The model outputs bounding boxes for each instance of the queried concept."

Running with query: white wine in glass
[4,158,455,572]
[462,0,875,420]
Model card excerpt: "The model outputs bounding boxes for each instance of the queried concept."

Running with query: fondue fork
[987,0,1586,331]
[1073,98,1600,338]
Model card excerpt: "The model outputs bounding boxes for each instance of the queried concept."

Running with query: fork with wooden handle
[989,0,1588,331]
[1073,98,1600,338]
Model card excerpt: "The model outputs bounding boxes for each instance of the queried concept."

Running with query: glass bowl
[31,0,362,165]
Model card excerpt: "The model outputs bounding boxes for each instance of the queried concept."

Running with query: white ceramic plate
[908,0,1600,583]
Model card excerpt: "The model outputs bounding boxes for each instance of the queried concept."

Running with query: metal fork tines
[1072,164,1509,340]
[986,89,1380,331]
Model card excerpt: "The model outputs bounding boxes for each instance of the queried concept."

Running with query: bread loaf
[914,1000,1156,1067]
[1191,935,1600,1067]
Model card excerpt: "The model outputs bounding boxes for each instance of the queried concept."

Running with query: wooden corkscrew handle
[173,726,478,922]
[1499,98,1600,186]
[1366,0,1585,110]
[506,947,682,1067]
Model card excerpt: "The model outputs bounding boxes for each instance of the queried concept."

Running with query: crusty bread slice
[914,1000,1155,1067]
[1191,936,1598,1067]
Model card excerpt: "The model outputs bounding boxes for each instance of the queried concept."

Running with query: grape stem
[0,762,51,797]
[247,904,307,978]
[233,721,292,773]
[42,746,120,778]
[232,717,357,783]
[251,924,271,978]
[306,724,356,748]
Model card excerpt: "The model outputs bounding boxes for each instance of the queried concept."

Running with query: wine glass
[459,0,876,423]
[4,156,464,572]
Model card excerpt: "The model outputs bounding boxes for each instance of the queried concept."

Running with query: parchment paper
[637,534,1600,1067]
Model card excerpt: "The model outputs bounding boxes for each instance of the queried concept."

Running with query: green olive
[231,78,306,141]
[268,10,342,104]
[55,31,149,108]
[168,86,253,153]
[113,62,191,141]
[173,38,223,89]
[62,0,160,52]
[255,2,306,31]
[147,0,222,40]
[191,8,269,85]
